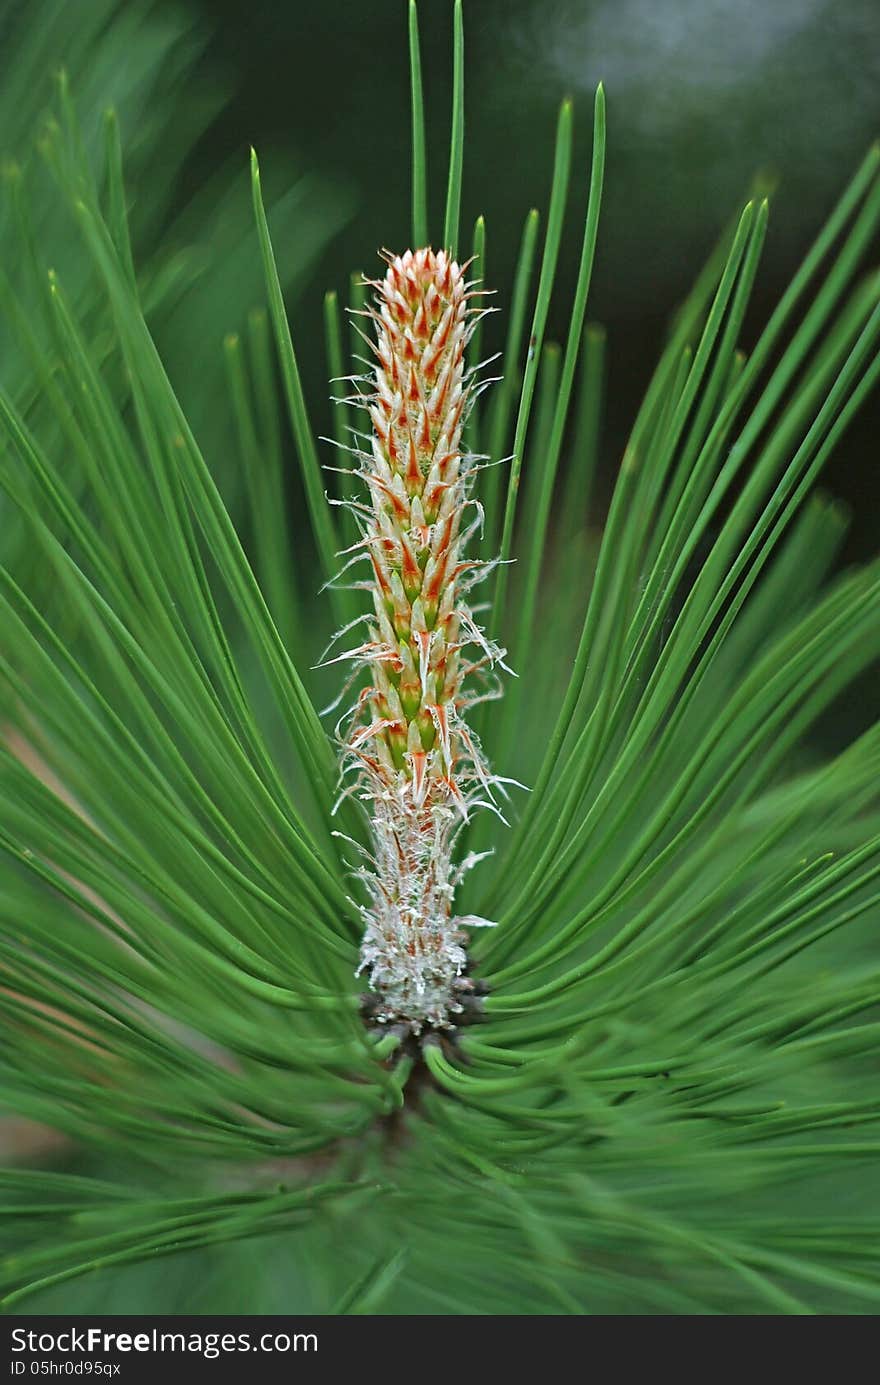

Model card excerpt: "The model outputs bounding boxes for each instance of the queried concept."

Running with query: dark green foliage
[1,3,878,1314]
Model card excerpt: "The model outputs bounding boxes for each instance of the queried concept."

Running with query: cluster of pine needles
[0,1,879,1313]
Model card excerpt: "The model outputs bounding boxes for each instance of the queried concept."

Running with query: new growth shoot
[327,248,510,1034]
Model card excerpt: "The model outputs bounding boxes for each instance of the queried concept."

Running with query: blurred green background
[8,2,874,533]
[182,0,880,553]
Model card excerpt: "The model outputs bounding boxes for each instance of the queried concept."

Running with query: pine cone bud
[333,248,505,1032]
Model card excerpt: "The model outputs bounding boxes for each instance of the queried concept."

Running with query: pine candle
[331,248,508,1034]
